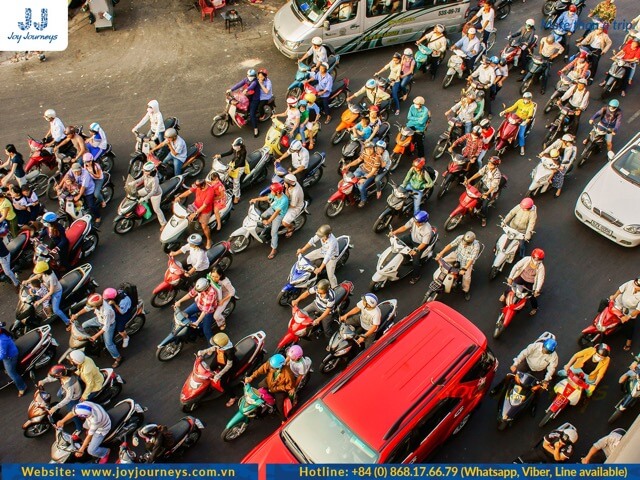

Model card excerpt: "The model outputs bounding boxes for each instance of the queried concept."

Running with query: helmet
[376,78,386,88]
[43,211,58,224]
[290,139,303,152]
[525,18,535,27]
[549,149,560,159]
[609,99,620,108]
[87,293,103,308]
[64,126,76,136]
[304,93,316,104]
[165,127,177,138]
[479,118,491,129]
[523,91,533,99]
[143,161,156,172]
[364,141,375,149]
[230,137,244,148]
[287,345,304,361]
[73,403,93,418]
[68,350,86,364]
[316,279,330,292]
[103,288,117,300]
[499,58,507,66]
[82,153,94,163]
[286,97,298,106]
[531,248,545,260]
[468,27,476,35]
[543,338,557,353]
[577,78,588,85]
[363,293,378,308]
[89,122,100,132]
[298,99,308,107]
[270,182,284,194]
[258,68,268,76]
[48,365,68,378]
[369,104,380,113]
[490,56,499,64]
[569,4,577,12]
[472,125,482,135]
[595,343,610,358]
[212,332,230,347]
[44,109,56,119]
[414,210,429,223]
[284,173,297,185]
[520,197,534,210]
[188,233,203,246]
[311,36,323,46]
[488,156,501,165]
[375,140,387,149]
[247,68,257,77]
[195,278,209,292]
[320,62,329,70]
[393,52,402,60]
[137,424,159,443]
[413,157,425,169]
[562,426,579,444]
[413,96,425,105]
[475,90,485,99]
[365,78,376,89]
[269,354,286,369]
[403,48,413,56]
[561,134,574,142]
[33,261,49,274]
[463,231,476,244]
[434,24,445,33]
[316,224,332,237]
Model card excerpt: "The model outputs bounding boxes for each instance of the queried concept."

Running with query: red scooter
[275,281,354,352]
[437,153,472,199]
[0,229,33,284]
[493,282,532,339]
[494,112,523,154]
[579,301,626,348]
[25,136,58,173]
[325,170,388,218]
[443,179,506,231]
[499,34,539,69]
[179,330,267,412]
[539,370,591,427]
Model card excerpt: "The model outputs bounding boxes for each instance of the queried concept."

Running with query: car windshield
[612,146,640,186]
[293,0,329,23]
[281,400,379,463]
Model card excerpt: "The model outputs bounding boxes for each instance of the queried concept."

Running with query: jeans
[184,302,214,343]
[463,121,473,134]
[249,99,260,130]
[353,167,374,203]
[404,184,423,215]
[163,154,184,176]
[0,253,19,286]
[3,355,27,392]
[477,149,488,167]
[82,317,120,360]
[93,178,105,204]
[345,316,376,349]
[87,431,109,458]
[375,170,388,193]
[51,289,70,325]
[517,124,527,147]
[304,303,335,339]
[261,208,283,250]
[391,75,413,112]
[414,131,425,158]
[58,392,83,431]
[83,194,100,221]
[319,96,331,117]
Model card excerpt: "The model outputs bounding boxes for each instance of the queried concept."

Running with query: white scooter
[526,156,559,197]
[228,202,309,254]
[489,223,527,280]
[160,193,234,253]
[370,232,438,291]
[442,45,485,89]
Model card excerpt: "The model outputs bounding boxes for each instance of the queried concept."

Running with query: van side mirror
[607,151,615,161]
[323,20,330,30]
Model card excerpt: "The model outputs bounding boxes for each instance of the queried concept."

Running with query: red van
[242,301,497,470]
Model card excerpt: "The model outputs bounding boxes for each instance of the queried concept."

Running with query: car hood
[274,3,314,43]
[242,431,297,466]
[585,163,640,225]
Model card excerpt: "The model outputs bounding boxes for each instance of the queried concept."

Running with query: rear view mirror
[323,20,330,30]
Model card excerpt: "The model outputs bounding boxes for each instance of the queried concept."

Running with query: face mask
[532,258,541,265]
[232,145,241,151]
[593,354,602,363]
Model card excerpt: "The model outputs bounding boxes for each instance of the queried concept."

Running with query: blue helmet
[269,354,286,369]
[414,210,429,223]
[73,402,93,418]
[298,99,308,107]
[363,293,378,308]
[89,122,100,132]
[609,99,620,108]
[489,56,499,64]
[543,338,557,353]
[43,212,58,224]
[365,78,376,89]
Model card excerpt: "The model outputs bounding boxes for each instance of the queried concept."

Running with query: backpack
[118,282,138,310]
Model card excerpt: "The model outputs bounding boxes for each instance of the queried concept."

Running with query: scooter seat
[164,117,179,130]
[168,419,191,439]
[186,145,198,159]
[107,402,131,428]
[206,243,226,263]
[307,152,324,172]
[6,233,27,257]
[60,268,83,297]
[15,329,40,358]
[332,79,346,93]
[160,177,181,197]
[377,123,390,139]
[66,219,88,252]
[333,286,347,306]
[247,150,263,169]
[377,303,395,336]
[233,337,257,369]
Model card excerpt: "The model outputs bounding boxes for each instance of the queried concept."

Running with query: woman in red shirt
[608,38,640,96]
[206,172,227,233]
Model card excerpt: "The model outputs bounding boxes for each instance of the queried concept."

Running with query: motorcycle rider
[0,324,27,396]
[344,142,381,208]
[282,174,305,238]
[0,226,19,289]
[250,182,289,259]
[416,24,448,78]
[346,78,391,109]
[132,100,165,143]
[493,58,509,100]
[395,49,417,111]
[445,92,478,134]
[196,332,238,406]
[67,350,104,402]
[508,19,537,68]
[138,162,166,229]
[375,53,404,114]
[168,234,210,278]
[28,261,71,326]
[349,116,373,143]
[604,278,640,351]
[85,123,108,162]
[582,429,625,464]
[558,78,590,133]
[339,293,382,349]
[374,140,391,199]
[38,365,84,431]
[585,0,616,37]
[152,127,187,176]
[500,91,536,156]
[587,99,622,155]
[554,5,579,55]
[435,231,481,301]
[67,162,101,224]
[302,93,320,149]
[213,137,247,205]
[517,424,578,463]
[448,125,484,172]
[296,224,340,289]
[524,35,564,95]
[244,354,296,423]
[134,424,176,462]
[502,197,537,257]
[577,23,612,78]
[313,63,333,124]
[55,126,87,165]
[103,287,132,348]
[468,1,495,47]
[256,69,274,121]
[174,277,218,344]
[38,211,69,271]
[275,139,309,182]
[56,401,111,463]
[292,279,337,338]
[400,158,435,215]
[208,266,235,330]
[286,345,311,389]
[560,51,592,81]
[501,248,546,315]
[407,96,430,158]
[390,210,434,285]
[477,119,495,167]
[452,27,482,74]
[229,69,261,138]
[174,180,214,248]
[559,343,611,397]
[470,56,496,115]
[601,38,640,97]
[274,97,301,134]
[298,36,329,71]
[465,156,502,227]
[541,133,577,171]
[43,109,67,149]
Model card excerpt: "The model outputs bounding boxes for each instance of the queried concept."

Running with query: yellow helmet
[212,333,230,347]
[33,261,49,274]
[550,149,560,159]
[304,93,316,104]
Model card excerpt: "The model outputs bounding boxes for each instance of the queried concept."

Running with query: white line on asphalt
[628,109,640,123]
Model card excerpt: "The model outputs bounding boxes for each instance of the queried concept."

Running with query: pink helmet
[103,287,117,300]
[287,345,304,361]
[82,152,94,163]
[520,197,534,210]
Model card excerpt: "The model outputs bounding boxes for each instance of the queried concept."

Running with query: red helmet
[48,364,68,378]
[520,197,534,210]
[270,183,284,194]
[413,158,425,169]
[488,156,501,165]
[569,5,577,12]
[531,248,545,260]
[579,51,588,59]
[369,105,380,113]
[258,68,268,76]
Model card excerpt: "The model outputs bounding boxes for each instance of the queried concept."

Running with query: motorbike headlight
[580,192,592,210]
[623,224,640,235]
[188,378,202,390]
[335,346,352,356]
[295,329,307,337]
[285,40,301,50]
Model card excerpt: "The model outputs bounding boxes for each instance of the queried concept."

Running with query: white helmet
[523,91,533,99]
[311,36,322,46]
[194,278,209,292]
[284,173,297,185]
[525,18,535,27]
[403,48,413,56]
[165,127,178,138]
[561,134,574,142]
[468,27,477,35]
[44,109,56,119]
[290,140,303,152]
[69,350,86,364]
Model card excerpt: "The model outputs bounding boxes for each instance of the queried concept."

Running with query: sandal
[285,230,295,238]
[219,323,226,331]
[268,250,277,260]
[18,389,27,397]
[529,309,538,316]
[112,357,123,368]
[226,398,237,407]
[324,116,332,125]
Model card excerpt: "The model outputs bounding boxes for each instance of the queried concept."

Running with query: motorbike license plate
[589,220,613,236]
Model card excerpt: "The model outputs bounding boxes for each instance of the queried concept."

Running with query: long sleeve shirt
[589,1,616,23]
[451,133,483,159]
[509,257,546,293]
[41,375,82,413]
[590,106,622,132]
[308,233,340,264]
[471,65,496,86]
[579,30,612,54]
[503,205,537,238]
[450,100,478,123]
[406,105,430,132]
[140,174,162,200]
[0,333,18,360]
[513,342,558,381]
[133,100,165,139]
[555,11,578,33]
[77,357,104,399]
[504,99,535,122]
[352,86,390,104]
[560,85,590,110]
[314,72,333,98]
[447,236,481,266]
[401,168,433,191]
[454,35,481,58]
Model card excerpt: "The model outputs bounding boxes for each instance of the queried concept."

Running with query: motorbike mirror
[607,150,615,161]
[323,20,330,31]
[29,370,37,381]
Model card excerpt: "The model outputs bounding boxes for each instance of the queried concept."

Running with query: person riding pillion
[390,210,435,285]
[296,224,340,289]
[502,197,537,257]
[435,231,481,301]
[175,277,219,344]
[465,155,503,227]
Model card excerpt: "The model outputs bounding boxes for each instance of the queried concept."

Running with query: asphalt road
[1,0,639,465]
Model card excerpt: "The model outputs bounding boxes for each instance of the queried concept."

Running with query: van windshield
[281,400,379,463]
[612,146,640,186]
[293,0,329,23]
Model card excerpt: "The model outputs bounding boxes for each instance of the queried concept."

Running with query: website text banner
[2,464,257,480]
[267,464,637,480]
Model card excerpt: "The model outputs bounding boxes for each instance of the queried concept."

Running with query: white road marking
[628,109,640,123]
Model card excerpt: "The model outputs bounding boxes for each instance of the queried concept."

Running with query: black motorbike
[521,55,550,94]
[372,180,436,233]
[433,117,464,160]
[542,0,585,28]
[578,122,613,167]
[496,371,544,430]
[543,103,577,147]
[601,59,635,99]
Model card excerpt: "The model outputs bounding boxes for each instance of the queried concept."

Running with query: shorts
[283,207,302,225]
[198,212,212,224]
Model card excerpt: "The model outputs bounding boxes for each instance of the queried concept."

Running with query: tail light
[281,136,290,148]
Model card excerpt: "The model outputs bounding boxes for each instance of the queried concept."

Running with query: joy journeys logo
[0,0,68,51]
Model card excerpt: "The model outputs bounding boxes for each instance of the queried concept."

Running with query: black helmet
[595,343,610,358]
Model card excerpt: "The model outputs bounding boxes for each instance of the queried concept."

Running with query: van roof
[322,302,486,451]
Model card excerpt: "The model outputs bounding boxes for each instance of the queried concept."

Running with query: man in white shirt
[296,224,341,289]
[559,78,589,133]
[275,140,309,182]
[282,174,305,238]
[390,210,434,285]
[71,293,122,367]
[170,233,210,276]
[582,429,625,463]
[57,401,112,463]
[470,57,497,115]
[152,127,187,176]
[43,109,68,150]
[340,293,382,348]
[606,278,640,350]
[469,2,495,47]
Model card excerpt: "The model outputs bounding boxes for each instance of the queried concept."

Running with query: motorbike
[433,117,465,160]
[437,153,472,199]
[228,202,308,254]
[292,71,349,113]
[608,355,640,424]
[526,156,559,197]
[150,241,233,308]
[539,369,591,427]
[336,135,364,174]
[159,193,234,253]
[443,180,507,231]
[117,416,204,463]
[370,232,439,291]
[489,223,527,280]
[494,112,525,154]
[0,229,33,284]
[128,116,180,179]
[543,74,578,114]
[24,137,59,197]
[389,125,416,171]
[113,175,185,235]
[496,371,545,430]
[543,104,576,147]
[493,282,533,339]
[500,35,539,69]
[319,299,398,374]
[542,0,586,28]
[49,398,146,464]
[578,300,630,347]
[520,55,550,94]
[210,148,270,192]
[211,91,272,137]
[373,179,437,233]
[260,152,326,193]
[179,330,267,412]
[275,283,354,352]
[11,264,98,338]
[0,324,58,391]
[287,50,341,97]
[276,235,352,306]
[465,0,512,22]
[143,145,206,184]
[260,117,303,158]
[442,45,486,89]
[325,170,388,218]
[331,103,367,145]
[601,59,635,99]
[422,250,484,303]
[50,172,115,227]
[578,122,614,167]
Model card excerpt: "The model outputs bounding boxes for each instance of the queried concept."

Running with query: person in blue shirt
[67,162,100,224]
[230,69,261,138]
[152,127,187,177]
[250,183,289,259]
[314,62,334,124]
[555,5,579,57]
[453,28,482,73]
[0,325,27,395]
[406,96,430,158]
[350,117,373,142]
[256,69,273,122]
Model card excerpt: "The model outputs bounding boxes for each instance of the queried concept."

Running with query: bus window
[367,0,400,17]
[328,0,358,23]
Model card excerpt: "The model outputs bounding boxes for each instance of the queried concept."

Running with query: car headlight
[580,192,592,210]
[285,40,301,49]
[623,224,640,235]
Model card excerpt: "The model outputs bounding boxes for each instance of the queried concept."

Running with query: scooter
[539,369,592,427]
[276,235,352,306]
[372,179,437,233]
[437,153,472,199]
[159,193,234,253]
[442,45,486,89]
[275,283,354,352]
[210,148,270,192]
[542,0,585,27]
[578,300,628,347]
[500,34,539,69]
[319,299,398,374]
[228,202,308,254]
[51,173,115,227]
[150,241,234,308]
[608,356,640,424]
[520,55,550,94]
[526,156,559,197]
[11,264,98,337]
[496,371,545,431]
[287,50,341,97]
[117,416,205,463]
[543,73,582,114]
[261,117,303,158]
[543,104,576,147]
[465,0,512,21]
[210,91,252,138]
[46,153,114,203]
[331,103,366,145]
[433,117,465,160]
[494,112,524,154]
[423,253,484,303]
[0,229,33,284]
[24,137,59,197]
[443,180,507,231]
[296,74,350,112]
[179,330,267,412]
[370,232,439,291]
[128,116,180,179]
[49,398,146,464]
[493,282,533,339]
[578,122,614,167]
[144,145,205,184]
[489,223,527,280]
[390,125,416,171]
[261,152,326,192]
[336,135,363,173]
[325,170,388,218]
[601,59,635,99]
[113,175,185,235]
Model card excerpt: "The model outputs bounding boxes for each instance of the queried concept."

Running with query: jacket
[569,347,610,385]
[508,257,546,293]
[401,168,434,191]
[590,106,622,132]
[0,332,18,360]
[406,105,430,132]
[246,361,296,394]
[41,375,82,413]
[579,30,612,54]
[503,205,537,238]
[77,356,104,399]
[134,100,165,140]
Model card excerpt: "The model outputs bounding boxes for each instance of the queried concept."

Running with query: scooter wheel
[221,423,248,442]
[319,355,342,374]
[151,290,177,308]
[325,200,344,218]
[23,422,52,438]
[156,341,183,362]
[113,217,136,235]
[608,409,623,425]
[276,290,299,307]
[211,119,230,137]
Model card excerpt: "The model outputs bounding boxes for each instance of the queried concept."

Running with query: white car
[575,133,640,247]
